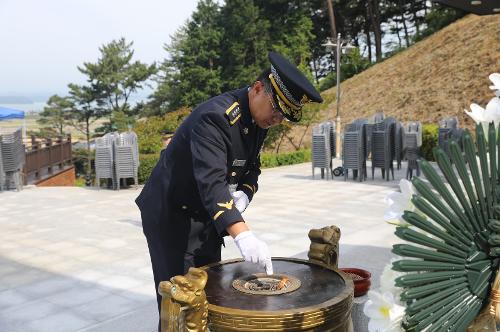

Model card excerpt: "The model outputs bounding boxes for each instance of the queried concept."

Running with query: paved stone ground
[0,161,406,332]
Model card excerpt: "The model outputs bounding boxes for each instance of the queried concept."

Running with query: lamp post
[322,33,356,158]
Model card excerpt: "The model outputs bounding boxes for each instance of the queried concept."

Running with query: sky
[0,0,199,100]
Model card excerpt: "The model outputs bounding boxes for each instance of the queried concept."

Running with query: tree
[220,0,271,90]
[67,83,105,183]
[366,0,383,61]
[79,38,156,131]
[37,94,72,135]
[256,1,319,151]
[418,3,465,40]
[308,0,336,80]
[143,0,467,154]
[147,0,223,114]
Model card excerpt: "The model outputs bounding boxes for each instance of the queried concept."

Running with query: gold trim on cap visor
[277,97,301,121]
[269,74,300,111]
[270,65,303,107]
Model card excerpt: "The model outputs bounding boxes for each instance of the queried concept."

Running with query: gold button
[231,172,236,176]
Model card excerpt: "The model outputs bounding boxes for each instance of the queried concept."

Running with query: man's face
[249,81,285,129]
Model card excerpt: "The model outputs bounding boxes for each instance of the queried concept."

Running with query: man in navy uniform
[136,52,323,322]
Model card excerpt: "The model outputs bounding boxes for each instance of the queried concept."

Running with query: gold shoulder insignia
[224,102,241,126]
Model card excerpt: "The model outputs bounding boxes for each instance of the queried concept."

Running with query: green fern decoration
[392,123,500,331]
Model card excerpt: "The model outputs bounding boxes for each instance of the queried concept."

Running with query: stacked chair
[365,113,385,159]
[372,112,385,123]
[115,132,139,187]
[312,122,333,180]
[308,112,468,184]
[327,121,336,162]
[342,119,368,182]
[364,123,374,158]
[438,117,464,158]
[95,131,139,190]
[0,136,4,192]
[0,129,25,191]
[403,121,422,179]
[394,122,404,170]
[371,117,396,181]
[95,134,116,189]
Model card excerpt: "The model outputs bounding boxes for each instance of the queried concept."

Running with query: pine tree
[219,0,271,90]
[38,95,73,135]
[79,38,156,130]
[66,83,105,183]
[148,0,223,114]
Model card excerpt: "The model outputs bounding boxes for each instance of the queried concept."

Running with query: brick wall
[36,167,76,187]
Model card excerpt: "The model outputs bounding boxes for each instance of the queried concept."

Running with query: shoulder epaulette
[224,102,241,126]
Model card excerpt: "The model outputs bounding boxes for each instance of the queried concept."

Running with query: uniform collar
[235,86,253,127]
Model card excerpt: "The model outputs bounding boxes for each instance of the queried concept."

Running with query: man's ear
[253,80,264,93]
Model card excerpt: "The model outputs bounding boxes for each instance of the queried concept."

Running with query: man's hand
[234,231,273,275]
[231,190,249,213]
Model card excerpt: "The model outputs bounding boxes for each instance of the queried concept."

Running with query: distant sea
[0,102,47,113]
[0,91,150,114]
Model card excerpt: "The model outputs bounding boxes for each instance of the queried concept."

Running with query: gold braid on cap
[269,74,300,121]
[270,65,302,110]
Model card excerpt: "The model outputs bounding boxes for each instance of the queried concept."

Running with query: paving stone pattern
[0,161,404,332]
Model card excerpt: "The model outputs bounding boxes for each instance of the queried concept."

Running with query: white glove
[234,231,273,275]
[232,190,249,213]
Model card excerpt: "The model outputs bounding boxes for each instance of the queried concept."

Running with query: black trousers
[141,209,222,330]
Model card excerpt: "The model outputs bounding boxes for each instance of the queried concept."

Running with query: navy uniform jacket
[136,87,267,242]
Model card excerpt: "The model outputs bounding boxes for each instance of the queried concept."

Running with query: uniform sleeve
[237,154,261,202]
[191,112,244,235]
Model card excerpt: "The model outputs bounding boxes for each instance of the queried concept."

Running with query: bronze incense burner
[203,258,353,331]
[159,225,354,331]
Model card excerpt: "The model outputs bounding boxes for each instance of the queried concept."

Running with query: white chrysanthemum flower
[379,263,405,303]
[384,179,415,226]
[489,73,500,91]
[364,290,405,332]
[486,96,500,114]
[465,97,500,127]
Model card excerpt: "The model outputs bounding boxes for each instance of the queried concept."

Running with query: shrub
[73,148,95,177]
[318,48,371,92]
[421,123,439,161]
[319,72,337,92]
[134,107,191,155]
[137,149,311,184]
[260,153,279,168]
[74,177,86,187]
[260,149,311,168]
[138,153,160,184]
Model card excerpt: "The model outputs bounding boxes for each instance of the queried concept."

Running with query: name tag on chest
[232,159,246,167]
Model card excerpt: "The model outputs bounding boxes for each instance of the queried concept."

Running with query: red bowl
[340,268,371,297]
